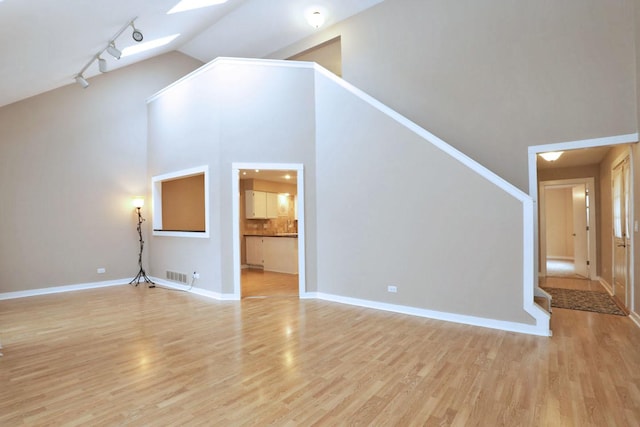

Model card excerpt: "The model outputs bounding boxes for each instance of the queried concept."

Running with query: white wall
[0,52,202,293]
[270,0,637,191]
[545,188,574,259]
[148,59,542,330]
[147,61,317,294]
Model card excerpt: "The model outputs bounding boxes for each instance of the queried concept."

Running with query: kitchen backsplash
[244,216,297,235]
[242,194,297,235]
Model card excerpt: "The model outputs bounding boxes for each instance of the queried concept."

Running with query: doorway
[539,179,596,279]
[231,163,306,299]
[612,156,631,308]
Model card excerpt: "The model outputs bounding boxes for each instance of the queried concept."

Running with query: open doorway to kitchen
[231,163,305,299]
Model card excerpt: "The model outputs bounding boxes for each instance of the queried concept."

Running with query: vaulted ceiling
[0,0,382,108]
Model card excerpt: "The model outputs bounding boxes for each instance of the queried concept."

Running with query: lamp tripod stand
[130,205,154,288]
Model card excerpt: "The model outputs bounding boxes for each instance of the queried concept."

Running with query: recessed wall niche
[152,165,209,238]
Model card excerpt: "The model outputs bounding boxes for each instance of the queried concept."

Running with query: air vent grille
[166,270,188,284]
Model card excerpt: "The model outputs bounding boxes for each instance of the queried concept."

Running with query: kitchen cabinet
[266,192,278,218]
[245,190,278,219]
[245,236,264,266]
[244,236,298,274]
[263,237,298,274]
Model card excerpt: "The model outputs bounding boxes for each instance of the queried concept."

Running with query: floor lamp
[130,196,155,288]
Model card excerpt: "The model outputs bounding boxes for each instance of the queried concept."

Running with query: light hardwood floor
[1,279,640,426]
[241,269,299,298]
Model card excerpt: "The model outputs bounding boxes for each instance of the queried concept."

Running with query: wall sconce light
[130,196,155,287]
[539,151,564,162]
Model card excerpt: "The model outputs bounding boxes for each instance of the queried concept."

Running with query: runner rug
[542,287,626,316]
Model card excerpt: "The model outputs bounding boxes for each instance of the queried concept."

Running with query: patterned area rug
[542,287,626,316]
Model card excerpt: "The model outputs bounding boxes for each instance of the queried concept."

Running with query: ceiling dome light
[306,10,325,28]
[539,151,564,162]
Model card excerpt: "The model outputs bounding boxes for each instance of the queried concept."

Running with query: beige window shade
[161,173,205,232]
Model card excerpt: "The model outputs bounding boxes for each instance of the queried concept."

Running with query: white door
[572,184,589,277]
[612,158,630,307]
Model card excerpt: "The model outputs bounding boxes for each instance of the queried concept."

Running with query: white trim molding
[315,293,552,337]
[149,277,239,300]
[630,311,640,328]
[231,162,306,301]
[151,165,210,238]
[0,279,128,300]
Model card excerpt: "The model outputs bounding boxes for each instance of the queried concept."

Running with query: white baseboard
[597,276,614,294]
[0,279,552,336]
[0,279,129,301]
[148,277,239,301]
[630,311,640,328]
[315,292,551,337]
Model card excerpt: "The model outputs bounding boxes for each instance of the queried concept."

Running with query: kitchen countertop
[244,233,298,238]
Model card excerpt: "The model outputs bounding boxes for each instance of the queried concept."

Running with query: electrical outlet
[387,285,397,293]
[97,268,106,274]
[193,272,200,279]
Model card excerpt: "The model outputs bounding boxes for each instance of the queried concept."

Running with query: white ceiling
[0,0,382,108]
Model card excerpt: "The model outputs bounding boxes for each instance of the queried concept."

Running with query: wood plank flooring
[1,279,640,426]
[241,269,298,298]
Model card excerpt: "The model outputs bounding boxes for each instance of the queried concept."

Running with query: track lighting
[106,42,122,60]
[75,75,89,89]
[73,17,138,89]
[98,57,108,73]
[131,23,143,42]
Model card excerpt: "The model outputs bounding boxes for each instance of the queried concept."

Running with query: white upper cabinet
[245,190,278,219]
[266,192,278,218]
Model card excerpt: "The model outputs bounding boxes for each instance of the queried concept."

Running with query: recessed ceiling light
[167,0,228,14]
[121,34,180,57]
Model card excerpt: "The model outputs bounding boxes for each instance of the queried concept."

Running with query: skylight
[121,34,181,57]
[167,0,228,14]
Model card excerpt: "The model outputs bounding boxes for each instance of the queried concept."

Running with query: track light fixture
[73,17,138,89]
[131,23,143,42]
[106,42,122,60]
[98,57,108,73]
[75,75,89,89]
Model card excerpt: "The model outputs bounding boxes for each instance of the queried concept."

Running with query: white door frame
[528,133,637,289]
[611,153,632,307]
[231,162,306,299]
[539,178,596,279]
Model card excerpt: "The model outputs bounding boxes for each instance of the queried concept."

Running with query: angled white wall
[147,58,549,335]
